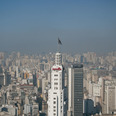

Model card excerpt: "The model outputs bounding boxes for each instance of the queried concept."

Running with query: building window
[54,87,58,90]
[54,83,58,85]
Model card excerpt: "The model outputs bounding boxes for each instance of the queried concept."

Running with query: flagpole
[58,38,62,52]
[58,42,60,52]
[57,38,59,52]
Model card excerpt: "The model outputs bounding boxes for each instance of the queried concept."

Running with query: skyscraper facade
[0,66,6,86]
[67,64,83,116]
[48,52,65,116]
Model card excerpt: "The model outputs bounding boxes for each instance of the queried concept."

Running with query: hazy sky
[0,0,116,54]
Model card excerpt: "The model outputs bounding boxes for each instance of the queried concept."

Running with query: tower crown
[55,52,62,65]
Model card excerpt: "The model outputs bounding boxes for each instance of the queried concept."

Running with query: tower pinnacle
[55,52,62,65]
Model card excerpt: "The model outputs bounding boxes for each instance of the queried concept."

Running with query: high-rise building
[15,66,19,78]
[5,71,11,86]
[33,72,37,86]
[0,66,6,86]
[48,52,65,116]
[102,79,116,114]
[67,64,83,116]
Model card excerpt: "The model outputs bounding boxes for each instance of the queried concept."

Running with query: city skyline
[0,0,116,54]
[0,49,116,115]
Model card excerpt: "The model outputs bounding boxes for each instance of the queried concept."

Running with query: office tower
[0,66,6,86]
[5,71,11,86]
[80,55,84,63]
[67,64,83,116]
[33,72,37,86]
[24,104,32,115]
[48,52,65,116]
[32,103,39,116]
[15,66,19,78]
[102,79,116,114]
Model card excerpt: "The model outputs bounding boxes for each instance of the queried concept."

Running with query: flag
[58,38,62,45]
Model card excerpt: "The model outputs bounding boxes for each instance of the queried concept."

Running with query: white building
[15,66,19,78]
[24,104,32,115]
[103,80,116,114]
[0,105,18,116]
[48,52,65,116]
[92,83,101,97]
[32,103,39,116]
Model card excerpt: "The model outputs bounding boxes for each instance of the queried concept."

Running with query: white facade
[15,66,19,78]
[48,52,65,116]
[24,104,32,114]
[92,83,101,97]
[103,80,116,114]
[3,72,6,86]
[32,103,39,116]
[0,105,18,116]
[68,68,72,113]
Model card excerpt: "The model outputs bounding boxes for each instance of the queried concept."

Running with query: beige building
[102,80,116,114]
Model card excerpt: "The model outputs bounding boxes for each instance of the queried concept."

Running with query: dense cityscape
[0,50,116,116]
[1,0,116,116]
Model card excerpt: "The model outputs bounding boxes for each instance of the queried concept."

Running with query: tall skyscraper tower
[67,64,83,116]
[48,52,65,116]
[0,66,6,86]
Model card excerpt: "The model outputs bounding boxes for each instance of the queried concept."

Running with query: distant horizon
[1,0,116,54]
[0,50,116,56]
